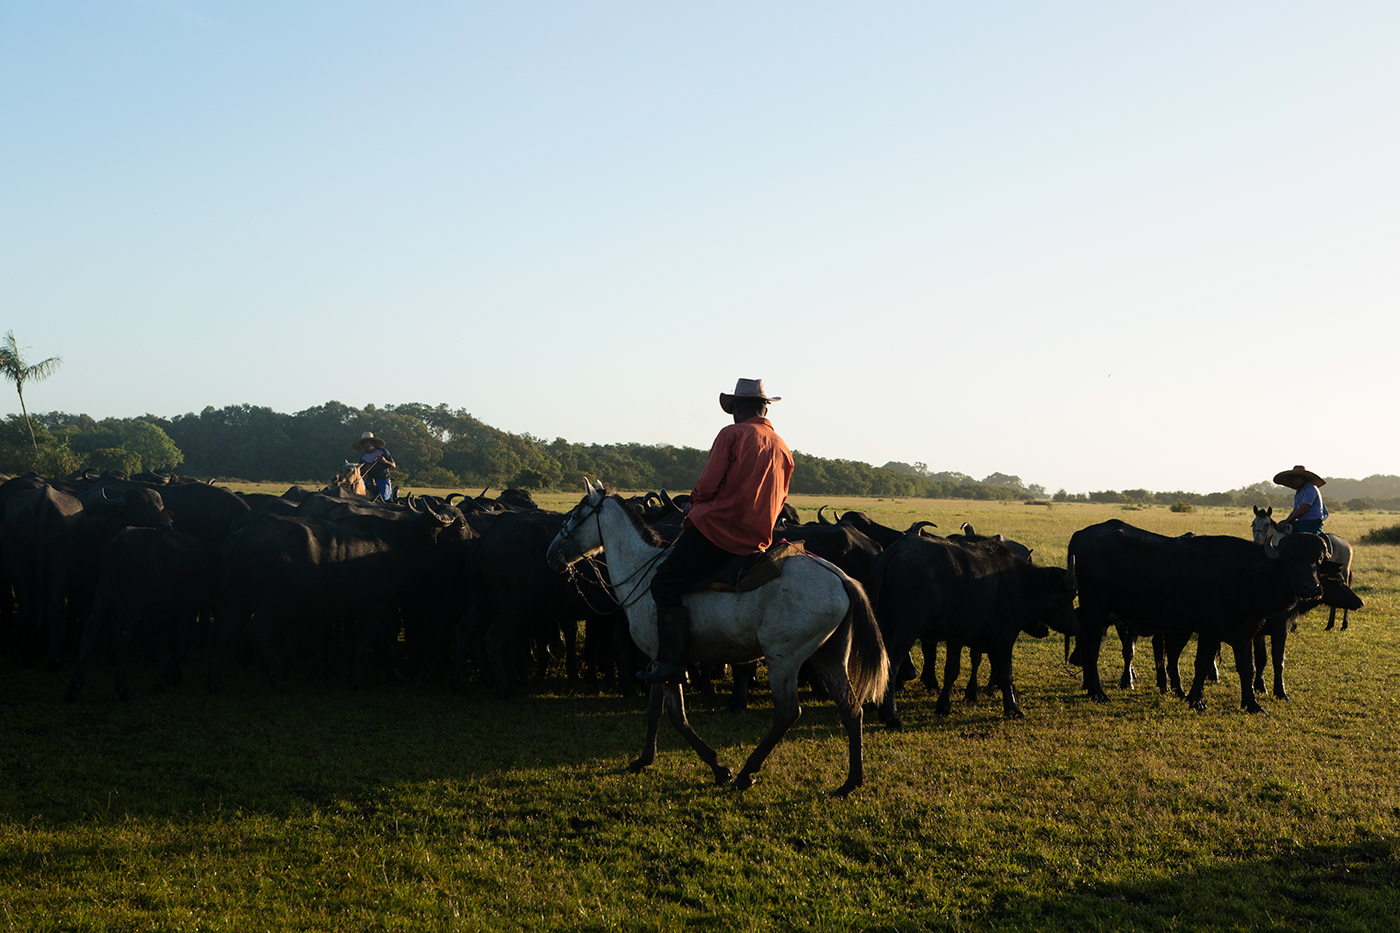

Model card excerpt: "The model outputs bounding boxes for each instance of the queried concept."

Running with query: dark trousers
[651,525,735,609]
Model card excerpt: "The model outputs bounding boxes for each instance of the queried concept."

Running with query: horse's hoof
[1089,691,1110,704]
[832,780,861,798]
[713,766,733,785]
[1244,702,1268,715]
[627,759,650,774]
[733,773,755,791]
[881,717,904,731]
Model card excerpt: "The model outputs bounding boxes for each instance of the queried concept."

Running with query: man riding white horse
[641,378,795,685]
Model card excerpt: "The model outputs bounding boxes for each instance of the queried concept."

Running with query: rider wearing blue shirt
[1274,465,1327,535]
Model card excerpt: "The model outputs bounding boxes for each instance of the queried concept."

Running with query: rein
[556,495,673,612]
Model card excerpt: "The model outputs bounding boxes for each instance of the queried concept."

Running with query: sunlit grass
[5,498,1398,930]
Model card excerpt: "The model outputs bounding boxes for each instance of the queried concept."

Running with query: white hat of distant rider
[353,431,386,452]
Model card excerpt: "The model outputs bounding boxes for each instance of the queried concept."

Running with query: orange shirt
[686,417,795,554]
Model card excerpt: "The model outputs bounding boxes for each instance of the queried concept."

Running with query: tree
[120,420,184,471]
[0,331,62,459]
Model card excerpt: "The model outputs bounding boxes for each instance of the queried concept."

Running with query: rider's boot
[639,606,691,685]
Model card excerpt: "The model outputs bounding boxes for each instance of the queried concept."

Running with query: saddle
[693,540,808,594]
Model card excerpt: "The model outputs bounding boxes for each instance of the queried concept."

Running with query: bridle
[555,494,673,612]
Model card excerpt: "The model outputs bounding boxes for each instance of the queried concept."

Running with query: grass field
[3,495,1400,931]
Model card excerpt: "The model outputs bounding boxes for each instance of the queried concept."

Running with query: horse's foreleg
[1270,630,1289,700]
[627,685,666,774]
[661,685,732,785]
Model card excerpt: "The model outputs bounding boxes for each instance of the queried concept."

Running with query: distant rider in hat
[640,378,795,685]
[1273,465,1328,535]
[353,432,398,501]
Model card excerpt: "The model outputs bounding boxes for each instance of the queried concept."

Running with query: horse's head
[1252,504,1303,559]
[332,461,367,497]
[1250,505,1277,546]
[546,477,608,571]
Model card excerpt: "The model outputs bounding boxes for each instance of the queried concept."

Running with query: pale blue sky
[4,1,1397,493]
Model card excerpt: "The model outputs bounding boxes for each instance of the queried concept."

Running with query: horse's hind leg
[812,663,867,797]
[734,661,802,791]
[659,685,732,785]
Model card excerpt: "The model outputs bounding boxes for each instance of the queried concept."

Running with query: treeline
[2,401,1396,509]
[1052,480,1400,512]
[9,402,1042,499]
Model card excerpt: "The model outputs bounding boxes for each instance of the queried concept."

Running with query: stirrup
[637,661,688,685]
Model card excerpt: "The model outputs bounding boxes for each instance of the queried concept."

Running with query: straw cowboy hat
[719,378,782,414]
[1273,465,1325,488]
[352,431,387,452]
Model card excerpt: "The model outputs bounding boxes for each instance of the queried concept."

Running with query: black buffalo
[1067,519,1355,713]
[65,527,213,701]
[3,479,170,667]
[869,532,1078,725]
[213,499,467,691]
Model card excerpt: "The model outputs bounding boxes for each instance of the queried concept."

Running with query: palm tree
[0,330,62,460]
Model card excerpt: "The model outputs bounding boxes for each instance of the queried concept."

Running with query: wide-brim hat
[719,378,781,414]
[353,431,386,452]
[1274,465,1325,488]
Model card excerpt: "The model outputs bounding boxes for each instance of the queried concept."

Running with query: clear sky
[4,1,1397,494]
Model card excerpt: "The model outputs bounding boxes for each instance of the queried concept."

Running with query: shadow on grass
[965,838,1400,932]
[1,660,889,823]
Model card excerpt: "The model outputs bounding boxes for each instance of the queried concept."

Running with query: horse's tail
[839,574,890,706]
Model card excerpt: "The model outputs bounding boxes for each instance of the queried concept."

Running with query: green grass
[5,499,1400,930]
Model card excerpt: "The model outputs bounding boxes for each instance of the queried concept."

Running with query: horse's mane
[606,493,672,549]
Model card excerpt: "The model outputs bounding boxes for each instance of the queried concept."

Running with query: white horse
[546,480,890,796]
[1251,506,1354,630]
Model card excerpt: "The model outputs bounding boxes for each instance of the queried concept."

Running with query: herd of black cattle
[0,468,1364,719]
